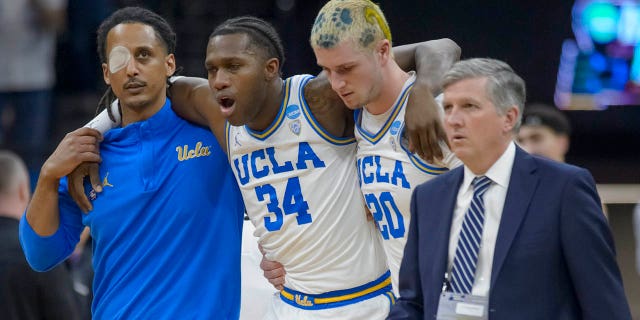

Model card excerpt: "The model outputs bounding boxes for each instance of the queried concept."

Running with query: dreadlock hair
[209,16,285,75]
[95,7,177,121]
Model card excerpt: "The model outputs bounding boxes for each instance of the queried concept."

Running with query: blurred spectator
[0,0,67,188]
[0,150,80,320]
[517,103,571,162]
[517,104,614,217]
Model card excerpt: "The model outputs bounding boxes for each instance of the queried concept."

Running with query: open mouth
[218,97,235,109]
[217,96,236,118]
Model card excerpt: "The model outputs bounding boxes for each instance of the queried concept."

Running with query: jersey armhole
[299,76,356,146]
[399,124,449,175]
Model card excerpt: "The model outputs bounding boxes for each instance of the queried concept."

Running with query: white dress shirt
[447,142,516,297]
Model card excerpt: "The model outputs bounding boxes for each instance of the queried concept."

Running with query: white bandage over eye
[108,46,131,73]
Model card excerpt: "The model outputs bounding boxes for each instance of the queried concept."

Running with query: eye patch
[108,46,131,73]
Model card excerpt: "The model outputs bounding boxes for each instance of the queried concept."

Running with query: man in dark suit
[388,58,631,319]
[0,150,80,320]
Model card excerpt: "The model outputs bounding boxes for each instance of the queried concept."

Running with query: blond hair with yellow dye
[310,0,392,51]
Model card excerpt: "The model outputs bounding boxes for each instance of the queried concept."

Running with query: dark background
[55,0,639,183]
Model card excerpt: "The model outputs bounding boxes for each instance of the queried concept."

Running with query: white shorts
[240,221,278,320]
[263,291,393,320]
[262,270,395,320]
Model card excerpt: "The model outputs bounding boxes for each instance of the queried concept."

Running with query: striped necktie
[450,175,492,294]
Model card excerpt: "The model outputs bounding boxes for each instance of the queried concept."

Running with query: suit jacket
[389,146,631,320]
[0,217,80,320]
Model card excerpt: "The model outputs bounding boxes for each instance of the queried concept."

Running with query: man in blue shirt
[19,7,244,319]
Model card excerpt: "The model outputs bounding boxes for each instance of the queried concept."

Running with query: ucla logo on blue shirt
[286,105,301,119]
[390,121,402,135]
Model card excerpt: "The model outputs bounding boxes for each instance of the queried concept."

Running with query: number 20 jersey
[226,74,387,294]
[354,74,460,294]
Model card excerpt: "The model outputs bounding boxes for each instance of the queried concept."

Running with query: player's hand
[41,128,102,182]
[68,162,102,213]
[259,245,286,291]
[404,79,447,163]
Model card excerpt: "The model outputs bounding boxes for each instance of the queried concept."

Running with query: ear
[102,63,111,85]
[377,39,391,65]
[558,134,570,155]
[18,179,30,205]
[503,105,520,133]
[165,53,176,77]
[264,57,280,81]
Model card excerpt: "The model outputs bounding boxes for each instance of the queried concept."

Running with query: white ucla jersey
[226,74,387,294]
[355,74,461,295]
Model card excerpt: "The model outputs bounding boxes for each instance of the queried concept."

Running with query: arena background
[49,0,639,317]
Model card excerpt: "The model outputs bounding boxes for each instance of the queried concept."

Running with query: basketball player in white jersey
[202,18,456,319]
[261,0,462,297]
[312,0,464,296]
[74,15,459,319]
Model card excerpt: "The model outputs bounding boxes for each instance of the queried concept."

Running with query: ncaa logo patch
[290,119,301,135]
[390,121,402,135]
[286,105,301,119]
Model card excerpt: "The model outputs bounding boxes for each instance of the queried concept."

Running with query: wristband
[84,100,122,134]
[169,75,185,86]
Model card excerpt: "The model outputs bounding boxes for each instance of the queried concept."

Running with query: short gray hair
[442,58,526,130]
[0,150,28,194]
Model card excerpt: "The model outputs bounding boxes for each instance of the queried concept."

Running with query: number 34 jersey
[354,74,461,294]
[226,74,387,294]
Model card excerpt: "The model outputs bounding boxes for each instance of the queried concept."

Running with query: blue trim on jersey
[354,108,362,126]
[299,76,356,146]
[398,123,449,175]
[245,78,292,140]
[355,82,414,144]
[279,270,392,310]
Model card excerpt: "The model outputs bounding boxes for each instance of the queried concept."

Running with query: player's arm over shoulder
[394,38,461,94]
[395,39,460,162]
[169,77,227,150]
[302,39,461,141]
[303,73,354,138]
